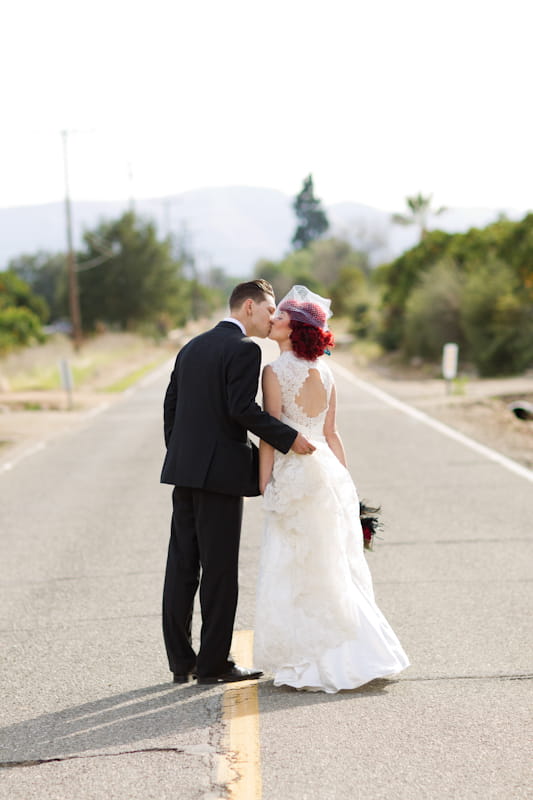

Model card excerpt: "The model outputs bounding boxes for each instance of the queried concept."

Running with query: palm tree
[392,193,446,241]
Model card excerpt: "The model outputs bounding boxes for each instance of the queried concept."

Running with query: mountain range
[0,187,527,276]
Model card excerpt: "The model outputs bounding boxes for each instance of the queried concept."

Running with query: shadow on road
[0,678,397,764]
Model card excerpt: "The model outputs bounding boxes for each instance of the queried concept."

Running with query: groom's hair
[229,279,274,310]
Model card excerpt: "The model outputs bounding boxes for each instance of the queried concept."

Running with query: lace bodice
[270,350,333,439]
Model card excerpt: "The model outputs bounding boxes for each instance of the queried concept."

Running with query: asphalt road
[1,346,531,799]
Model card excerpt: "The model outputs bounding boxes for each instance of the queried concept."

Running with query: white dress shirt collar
[222,317,247,335]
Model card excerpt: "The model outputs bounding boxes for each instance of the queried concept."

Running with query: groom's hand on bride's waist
[291,433,316,455]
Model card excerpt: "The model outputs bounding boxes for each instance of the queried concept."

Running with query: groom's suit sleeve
[163,353,179,447]
[227,339,297,454]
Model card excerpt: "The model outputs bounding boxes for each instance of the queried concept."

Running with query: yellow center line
[216,629,262,799]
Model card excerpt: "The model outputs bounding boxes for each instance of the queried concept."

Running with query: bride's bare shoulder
[262,362,280,387]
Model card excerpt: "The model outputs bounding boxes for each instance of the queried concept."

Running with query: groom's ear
[243,298,254,315]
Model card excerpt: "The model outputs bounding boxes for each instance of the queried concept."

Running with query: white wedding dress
[254,351,410,693]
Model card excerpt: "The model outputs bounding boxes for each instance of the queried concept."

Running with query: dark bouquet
[359,502,382,551]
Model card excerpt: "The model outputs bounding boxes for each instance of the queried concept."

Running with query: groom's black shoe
[196,665,263,685]
[173,667,197,684]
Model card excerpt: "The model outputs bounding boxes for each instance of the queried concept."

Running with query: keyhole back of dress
[295,368,327,418]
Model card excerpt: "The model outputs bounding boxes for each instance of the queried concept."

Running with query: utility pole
[128,161,135,212]
[179,222,201,319]
[61,130,83,350]
[163,198,172,236]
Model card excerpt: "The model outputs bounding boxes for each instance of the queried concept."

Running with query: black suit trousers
[162,487,243,677]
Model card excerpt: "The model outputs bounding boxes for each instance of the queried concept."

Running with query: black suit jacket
[160,322,297,496]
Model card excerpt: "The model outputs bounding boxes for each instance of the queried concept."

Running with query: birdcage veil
[277,285,332,330]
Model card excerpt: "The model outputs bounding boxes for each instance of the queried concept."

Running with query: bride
[254,285,410,693]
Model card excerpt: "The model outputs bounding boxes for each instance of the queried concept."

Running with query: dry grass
[0,332,175,393]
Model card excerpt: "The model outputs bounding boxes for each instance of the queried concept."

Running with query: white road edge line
[1,441,46,473]
[331,361,533,484]
[0,402,112,476]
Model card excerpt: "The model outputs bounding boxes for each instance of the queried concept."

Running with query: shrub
[403,260,465,360]
[461,259,533,375]
[0,270,49,321]
[0,306,46,352]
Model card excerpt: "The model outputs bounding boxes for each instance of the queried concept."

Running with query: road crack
[0,746,188,769]
[401,672,532,682]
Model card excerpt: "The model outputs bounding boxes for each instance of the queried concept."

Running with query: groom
[161,279,315,684]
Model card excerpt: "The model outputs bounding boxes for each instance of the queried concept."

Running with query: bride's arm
[323,384,348,467]
[259,366,282,494]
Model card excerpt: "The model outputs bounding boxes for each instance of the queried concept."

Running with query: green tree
[0,307,45,351]
[292,174,329,249]
[0,271,47,351]
[255,236,368,300]
[403,259,465,359]
[255,250,317,299]
[203,266,238,297]
[378,229,452,350]
[254,258,297,299]
[392,193,446,242]
[8,251,68,321]
[378,213,533,374]
[496,212,533,296]
[254,236,377,340]
[77,211,188,330]
[0,270,48,321]
[461,258,533,376]
[306,237,367,287]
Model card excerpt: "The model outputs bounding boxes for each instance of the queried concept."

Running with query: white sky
[2,0,532,212]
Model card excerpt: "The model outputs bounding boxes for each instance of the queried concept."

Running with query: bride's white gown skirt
[254,440,410,694]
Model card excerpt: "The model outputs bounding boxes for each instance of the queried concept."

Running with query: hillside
[0,187,526,276]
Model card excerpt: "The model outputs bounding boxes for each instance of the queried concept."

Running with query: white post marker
[58,358,74,409]
[442,342,459,394]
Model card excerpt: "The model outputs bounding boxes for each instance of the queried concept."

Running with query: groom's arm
[163,354,180,446]
[226,340,297,453]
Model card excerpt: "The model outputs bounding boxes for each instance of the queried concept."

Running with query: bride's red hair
[289,320,335,360]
